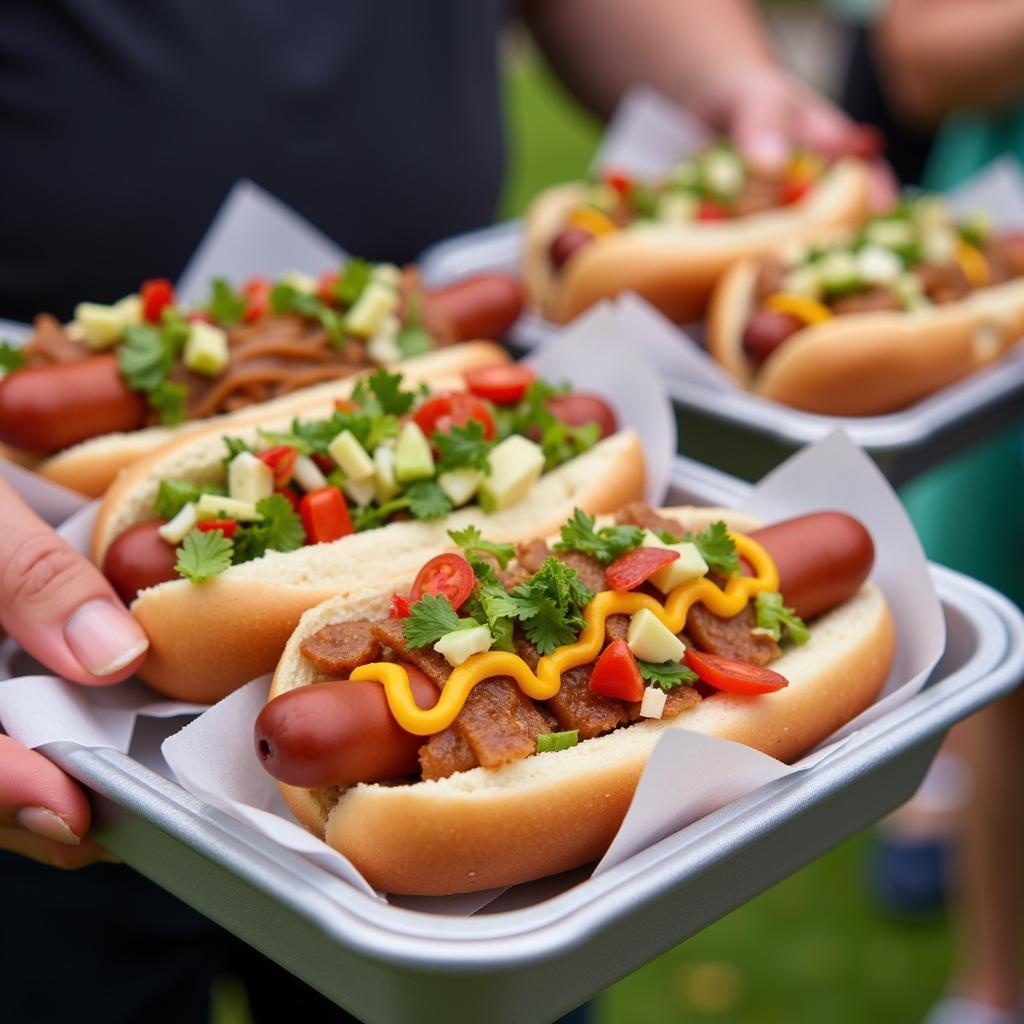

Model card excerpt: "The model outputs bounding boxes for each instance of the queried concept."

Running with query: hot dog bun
[32,342,510,497]
[524,160,871,324]
[707,259,1024,415]
[270,506,894,895]
[99,426,644,702]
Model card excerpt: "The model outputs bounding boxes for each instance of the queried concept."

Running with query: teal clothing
[899,111,1024,608]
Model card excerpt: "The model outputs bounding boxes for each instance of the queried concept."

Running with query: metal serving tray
[21,456,1021,1022]
[418,223,1024,486]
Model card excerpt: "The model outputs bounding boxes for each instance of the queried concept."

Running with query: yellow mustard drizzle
[350,532,779,736]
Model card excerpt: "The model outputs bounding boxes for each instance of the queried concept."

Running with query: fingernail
[16,807,81,845]
[64,599,148,677]
[744,134,789,171]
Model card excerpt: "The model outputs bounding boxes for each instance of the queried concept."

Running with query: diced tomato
[259,445,298,487]
[140,278,175,323]
[589,639,645,702]
[317,270,341,306]
[606,547,679,592]
[275,486,301,512]
[299,487,353,544]
[242,276,271,323]
[683,648,788,694]
[389,593,413,619]
[196,519,238,539]
[409,553,475,611]
[464,364,536,405]
[312,453,336,474]
[697,199,729,221]
[778,177,812,206]
[413,392,496,440]
[603,169,632,198]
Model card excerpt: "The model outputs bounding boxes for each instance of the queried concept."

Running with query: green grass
[214,42,955,1024]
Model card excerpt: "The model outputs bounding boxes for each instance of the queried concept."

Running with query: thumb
[0,482,148,685]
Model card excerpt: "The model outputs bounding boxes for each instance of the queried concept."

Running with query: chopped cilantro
[335,258,372,308]
[405,480,452,520]
[656,528,682,544]
[509,556,594,655]
[448,525,515,569]
[554,508,644,565]
[206,278,247,326]
[687,521,740,575]
[396,325,434,358]
[271,283,346,349]
[755,591,810,645]
[433,420,493,474]
[402,593,479,649]
[462,578,517,653]
[221,436,252,467]
[118,324,170,392]
[536,730,579,753]
[175,529,234,583]
[147,380,187,425]
[637,660,698,691]
[155,478,221,519]
[350,496,411,532]
[361,368,416,416]
[231,494,305,563]
[0,340,26,374]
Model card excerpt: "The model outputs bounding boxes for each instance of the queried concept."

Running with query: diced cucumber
[438,468,482,507]
[328,429,375,482]
[479,435,544,511]
[627,609,686,664]
[195,494,263,522]
[394,421,434,483]
[345,280,399,338]
[184,321,229,376]
[434,625,493,667]
[227,451,274,504]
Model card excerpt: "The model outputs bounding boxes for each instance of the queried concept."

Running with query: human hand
[695,63,898,211]
[0,480,148,866]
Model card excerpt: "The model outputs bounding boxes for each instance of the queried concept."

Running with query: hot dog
[707,196,1024,414]
[91,364,644,703]
[0,263,524,496]
[258,503,894,895]
[523,142,872,325]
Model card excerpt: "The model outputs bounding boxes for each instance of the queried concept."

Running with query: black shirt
[0,0,508,321]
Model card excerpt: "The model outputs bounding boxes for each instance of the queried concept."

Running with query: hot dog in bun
[257,502,894,895]
[93,365,644,702]
[708,195,1024,414]
[524,142,873,324]
[0,261,523,495]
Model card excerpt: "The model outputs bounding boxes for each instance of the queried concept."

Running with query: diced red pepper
[589,639,645,703]
[140,278,175,323]
[697,199,729,221]
[259,445,298,487]
[299,486,353,544]
[242,276,271,323]
[778,177,812,206]
[389,594,413,619]
[605,547,680,592]
[603,169,633,198]
[275,486,301,513]
[196,519,238,539]
[312,453,335,474]
[684,648,788,695]
[317,270,341,306]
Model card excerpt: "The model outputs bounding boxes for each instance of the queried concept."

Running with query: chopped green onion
[536,730,579,754]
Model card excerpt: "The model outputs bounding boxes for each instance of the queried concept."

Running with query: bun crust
[33,341,510,497]
[118,430,644,702]
[708,259,1024,415]
[269,507,894,895]
[524,161,871,324]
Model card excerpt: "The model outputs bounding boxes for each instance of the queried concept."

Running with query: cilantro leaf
[554,508,644,565]
[148,380,187,425]
[510,557,594,655]
[335,258,372,307]
[207,278,247,326]
[402,593,479,649]
[656,528,682,544]
[637,660,698,692]
[118,325,170,392]
[448,525,515,569]
[0,340,25,373]
[232,493,306,564]
[463,578,518,653]
[270,281,322,318]
[539,418,600,471]
[365,368,415,415]
[755,591,810,645]
[405,480,452,520]
[434,420,493,475]
[396,325,434,358]
[221,436,252,467]
[155,478,221,519]
[175,529,233,583]
[687,521,740,575]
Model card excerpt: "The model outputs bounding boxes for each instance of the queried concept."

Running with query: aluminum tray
[418,223,1024,486]
[29,457,1024,1024]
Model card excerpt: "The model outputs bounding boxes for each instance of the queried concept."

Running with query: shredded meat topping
[298,620,381,676]
[687,603,780,665]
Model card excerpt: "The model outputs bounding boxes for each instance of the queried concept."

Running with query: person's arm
[523,0,894,204]
[0,480,148,866]
[877,0,1024,125]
